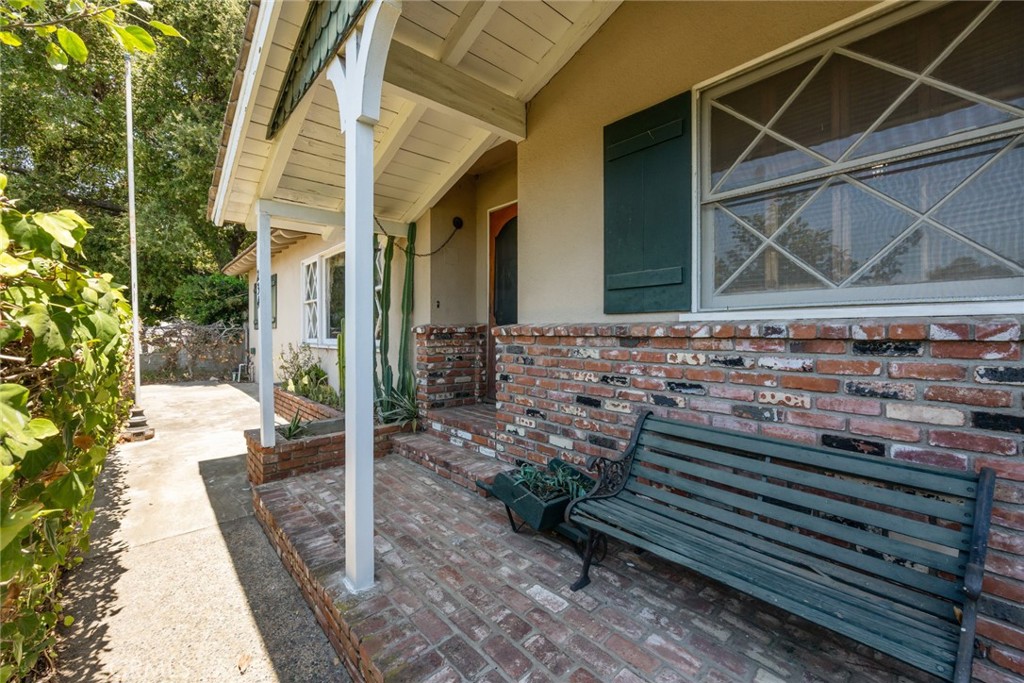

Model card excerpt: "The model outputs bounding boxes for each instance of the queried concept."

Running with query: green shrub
[278,344,340,409]
[1,175,132,682]
[172,273,247,325]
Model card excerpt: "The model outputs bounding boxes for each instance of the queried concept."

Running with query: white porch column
[326,0,401,593]
[256,206,275,448]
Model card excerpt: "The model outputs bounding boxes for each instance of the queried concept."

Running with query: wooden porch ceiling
[217,0,621,229]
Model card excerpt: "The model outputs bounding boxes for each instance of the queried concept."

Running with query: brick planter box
[244,418,410,485]
[274,385,343,421]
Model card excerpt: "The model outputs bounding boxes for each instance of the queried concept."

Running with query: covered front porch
[254,454,936,683]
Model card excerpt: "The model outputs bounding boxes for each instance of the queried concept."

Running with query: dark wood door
[488,203,518,401]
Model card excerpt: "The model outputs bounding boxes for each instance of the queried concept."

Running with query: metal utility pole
[123,52,154,441]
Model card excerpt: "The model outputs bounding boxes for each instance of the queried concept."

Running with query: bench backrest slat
[627,452,967,595]
[639,430,972,523]
[614,486,959,617]
[635,434,972,552]
[645,416,979,498]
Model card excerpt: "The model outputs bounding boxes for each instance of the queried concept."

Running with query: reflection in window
[326,253,345,338]
[702,0,1024,309]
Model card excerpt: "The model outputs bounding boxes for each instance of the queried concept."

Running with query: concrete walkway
[57,383,349,683]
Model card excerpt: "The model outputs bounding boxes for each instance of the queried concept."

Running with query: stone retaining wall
[274,385,343,422]
[494,316,1024,681]
[244,421,407,485]
[414,325,487,411]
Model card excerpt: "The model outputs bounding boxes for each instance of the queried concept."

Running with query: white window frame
[301,244,345,347]
[687,0,1024,319]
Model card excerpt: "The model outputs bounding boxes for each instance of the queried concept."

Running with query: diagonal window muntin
[706,0,1024,203]
[700,0,1024,309]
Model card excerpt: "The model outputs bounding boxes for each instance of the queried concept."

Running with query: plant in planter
[278,410,308,440]
[279,344,341,409]
[489,459,594,533]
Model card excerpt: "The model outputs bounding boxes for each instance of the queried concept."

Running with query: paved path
[57,383,348,683]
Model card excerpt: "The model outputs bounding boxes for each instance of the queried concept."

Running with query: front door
[488,203,518,401]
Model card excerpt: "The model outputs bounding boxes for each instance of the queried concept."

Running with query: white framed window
[698,0,1024,311]
[301,246,345,345]
[301,238,391,346]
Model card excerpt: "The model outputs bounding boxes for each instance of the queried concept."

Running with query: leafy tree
[173,272,247,325]
[1,0,249,321]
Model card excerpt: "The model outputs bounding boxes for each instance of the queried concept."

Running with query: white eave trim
[212,0,278,227]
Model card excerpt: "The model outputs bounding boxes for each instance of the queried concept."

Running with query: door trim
[487,201,518,402]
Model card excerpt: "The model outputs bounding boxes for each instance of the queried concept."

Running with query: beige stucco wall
[518,0,875,324]
[412,208,432,329]
[428,176,478,325]
[408,157,517,329]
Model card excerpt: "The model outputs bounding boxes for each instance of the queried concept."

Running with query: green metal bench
[566,410,995,682]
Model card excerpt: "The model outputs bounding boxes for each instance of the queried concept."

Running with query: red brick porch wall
[244,422,407,485]
[414,324,486,412]
[494,317,1023,682]
[274,385,343,421]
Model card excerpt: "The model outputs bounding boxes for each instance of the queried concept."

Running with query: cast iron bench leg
[571,529,601,591]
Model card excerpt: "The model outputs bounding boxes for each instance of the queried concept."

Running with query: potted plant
[489,459,594,533]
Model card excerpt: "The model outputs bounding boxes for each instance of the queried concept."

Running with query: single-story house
[209,1,1023,680]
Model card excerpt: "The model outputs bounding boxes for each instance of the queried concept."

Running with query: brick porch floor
[254,455,938,683]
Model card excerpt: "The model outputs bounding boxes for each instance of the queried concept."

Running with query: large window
[301,249,344,344]
[700,1,1024,310]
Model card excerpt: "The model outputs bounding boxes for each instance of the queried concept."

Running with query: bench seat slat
[574,511,957,680]
[585,493,958,643]
[645,416,978,497]
[638,431,972,523]
[613,486,959,619]
[632,449,968,574]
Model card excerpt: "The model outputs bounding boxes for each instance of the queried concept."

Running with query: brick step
[424,405,497,458]
[391,432,512,497]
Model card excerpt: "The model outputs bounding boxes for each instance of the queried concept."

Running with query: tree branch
[3,165,126,215]
[0,5,119,31]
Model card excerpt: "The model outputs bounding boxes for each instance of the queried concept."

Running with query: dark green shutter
[604,92,692,314]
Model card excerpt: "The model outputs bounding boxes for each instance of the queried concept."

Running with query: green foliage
[0,177,132,682]
[277,410,307,441]
[278,344,339,409]
[396,222,416,398]
[336,324,345,395]
[374,226,417,425]
[0,0,184,70]
[512,460,594,502]
[0,0,248,321]
[172,273,246,325]
[374,386,417,428]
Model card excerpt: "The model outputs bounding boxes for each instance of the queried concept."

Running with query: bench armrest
[566,411,651,525]
[963,562,985,601]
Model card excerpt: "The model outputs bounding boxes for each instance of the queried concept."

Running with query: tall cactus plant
[336,319,345,394]
[373,224,417,425]
[376,235,396,414]
[397,222,416,399]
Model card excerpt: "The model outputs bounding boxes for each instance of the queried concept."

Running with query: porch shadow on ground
[197,453,350,682]
[254,455,941,683]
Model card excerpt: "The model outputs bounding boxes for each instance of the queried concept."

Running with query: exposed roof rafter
[384,41,526,141]
[439,2,500,67]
